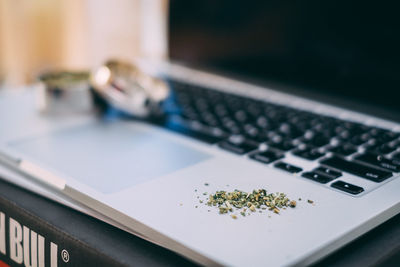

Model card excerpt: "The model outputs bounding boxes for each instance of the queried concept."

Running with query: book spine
[0,195,122,267]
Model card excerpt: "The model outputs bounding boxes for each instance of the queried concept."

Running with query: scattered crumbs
[298,198,302,201]
[179,203,183,206]
[194,186,315,219]
[200,188,306,218]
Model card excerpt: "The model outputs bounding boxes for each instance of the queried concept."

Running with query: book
[0,178,197,267]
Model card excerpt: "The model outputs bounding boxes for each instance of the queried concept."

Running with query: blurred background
[0,0,168,88]
[2,0,399,118]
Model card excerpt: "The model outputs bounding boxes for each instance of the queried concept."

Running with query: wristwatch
[90,59,170,118]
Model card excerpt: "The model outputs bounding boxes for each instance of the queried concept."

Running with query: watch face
[108,61,143,94]
[91,60,169,118]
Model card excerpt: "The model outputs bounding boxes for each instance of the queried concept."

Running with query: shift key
[354,153,400,172]
[320,156,392,182]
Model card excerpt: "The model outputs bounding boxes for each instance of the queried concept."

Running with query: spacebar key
[320,156,392,182]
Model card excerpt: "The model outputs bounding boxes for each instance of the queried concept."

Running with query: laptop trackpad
[9,122,211,193]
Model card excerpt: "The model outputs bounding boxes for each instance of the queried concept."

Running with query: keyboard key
[344,122,371,135]
[274,162,303,173]
[293,147,325,160]
[194,98,209,112]
[243,124,261,138]
[354,153,400,172]
[200,111,218,123]
[218,136,259,155]
[255,116,270,129]
[268,138,295,151]
[301,171,334,184]
[366,143,397,155]
[302,133,331,147]
[278,123,304,138]
[331,180,364,195]
[372,130,399,144]
[222,121,241,135]
[369,127,387,138]
[329,143,357,156]
[214,104,229,117]
[164,117,224,144]
[320,156,392,182]
[336,129,351,140]
[390,139,400,149]
[348,134,370,146]
[180,107,200,121]
[392,152,400,160]
[249,150,283,164]
[233,110,249,123]
[313,166,342,178]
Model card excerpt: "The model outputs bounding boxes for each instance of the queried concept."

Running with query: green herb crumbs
[204,183,209,186]
[204,189,299,218]
[307,199,314,204]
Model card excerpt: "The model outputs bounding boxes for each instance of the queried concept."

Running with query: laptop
[1,1,400,266]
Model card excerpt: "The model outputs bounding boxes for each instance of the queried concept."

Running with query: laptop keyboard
[158,79,400,195]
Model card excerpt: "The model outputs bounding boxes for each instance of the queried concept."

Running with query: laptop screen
[169,0,400,122]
